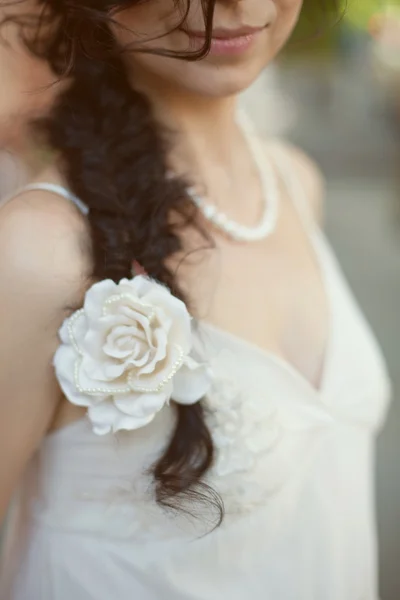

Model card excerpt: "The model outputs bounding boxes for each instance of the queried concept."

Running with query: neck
[133,70,241,173]
[156,93,240,174]
[131,72,264,223]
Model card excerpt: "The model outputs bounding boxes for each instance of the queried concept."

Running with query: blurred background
[0,1,399,598]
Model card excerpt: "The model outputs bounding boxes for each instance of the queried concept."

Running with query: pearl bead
[186,110,279,243]
[214,213,228,226]
[224,221,236,234]
[203,204,216,219]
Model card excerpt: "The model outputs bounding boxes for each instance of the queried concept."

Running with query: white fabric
[22,182,89,215]
[0,181,89,215]
[0,168,392,600]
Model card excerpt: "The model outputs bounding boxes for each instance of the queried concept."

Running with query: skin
[0,1,56,166]
[0,0,327,524]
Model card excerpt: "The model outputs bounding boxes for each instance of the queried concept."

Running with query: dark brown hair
[4,0,339,524]
[7,0,222,523]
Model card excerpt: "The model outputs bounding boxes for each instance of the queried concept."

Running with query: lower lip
[191,30,262,56]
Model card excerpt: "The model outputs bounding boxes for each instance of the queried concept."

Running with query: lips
[179,22,269,57]
[186,25,267,40]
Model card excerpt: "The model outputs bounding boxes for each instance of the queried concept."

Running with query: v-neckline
[200,229,336,399]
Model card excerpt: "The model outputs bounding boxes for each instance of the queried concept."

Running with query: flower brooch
[53,275,211,435]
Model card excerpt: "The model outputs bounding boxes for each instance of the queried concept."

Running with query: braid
[19,0,222,523]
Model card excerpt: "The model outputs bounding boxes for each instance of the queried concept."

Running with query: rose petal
[103,325,139,360]
[107,324,152,363]
[104,324,151,366]
[58,319,71,345]
[113,413,155,433]
[80,320,143,381]
[84,300,153,363]
[136,326,168,376]
[80,354,127,382]
[114,385,171,418]
[125,346,151,368]
[118,275,164,299]
[76,356,130,393]
[83,279,118,321]
[172,357,212,404]
[53,345,108,406]
[143,288,192,354]
[112,323,147,344]
[106,297,154,325]
[129,343,184,391]
[112,305,155,345]
[80,316,120,364]
[61,310,90,354]
[150,324,168,362]
[88,398,156,435]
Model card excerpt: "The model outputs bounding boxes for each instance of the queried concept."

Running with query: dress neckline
[198,144,336,399]
[200,228,335,399]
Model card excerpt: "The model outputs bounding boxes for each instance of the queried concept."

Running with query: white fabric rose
[54,276,211,435]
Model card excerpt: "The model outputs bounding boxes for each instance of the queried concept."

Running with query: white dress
[0,161,392,600]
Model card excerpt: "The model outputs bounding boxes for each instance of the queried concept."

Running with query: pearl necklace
[187,111,279,243]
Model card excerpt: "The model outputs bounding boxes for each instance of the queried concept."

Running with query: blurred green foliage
[285,0,400,60]
[284,1,343,59]
[283,0,393,60]
[344,0,389,28]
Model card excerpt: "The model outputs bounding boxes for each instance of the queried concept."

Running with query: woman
[0,0,56,196]
[0,1,392,598]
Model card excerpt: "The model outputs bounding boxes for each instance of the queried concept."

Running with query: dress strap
[0,182,89,216]
[21,183,89,215]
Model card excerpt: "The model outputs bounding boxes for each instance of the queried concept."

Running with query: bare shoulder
[264,138,325,225]
[0,184,92,308]
[0,185,92,520]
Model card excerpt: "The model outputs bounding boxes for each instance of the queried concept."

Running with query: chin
[149,53,268,99]
[176,27,275,97]
[131,42,271,100]
[182,61,267,98]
